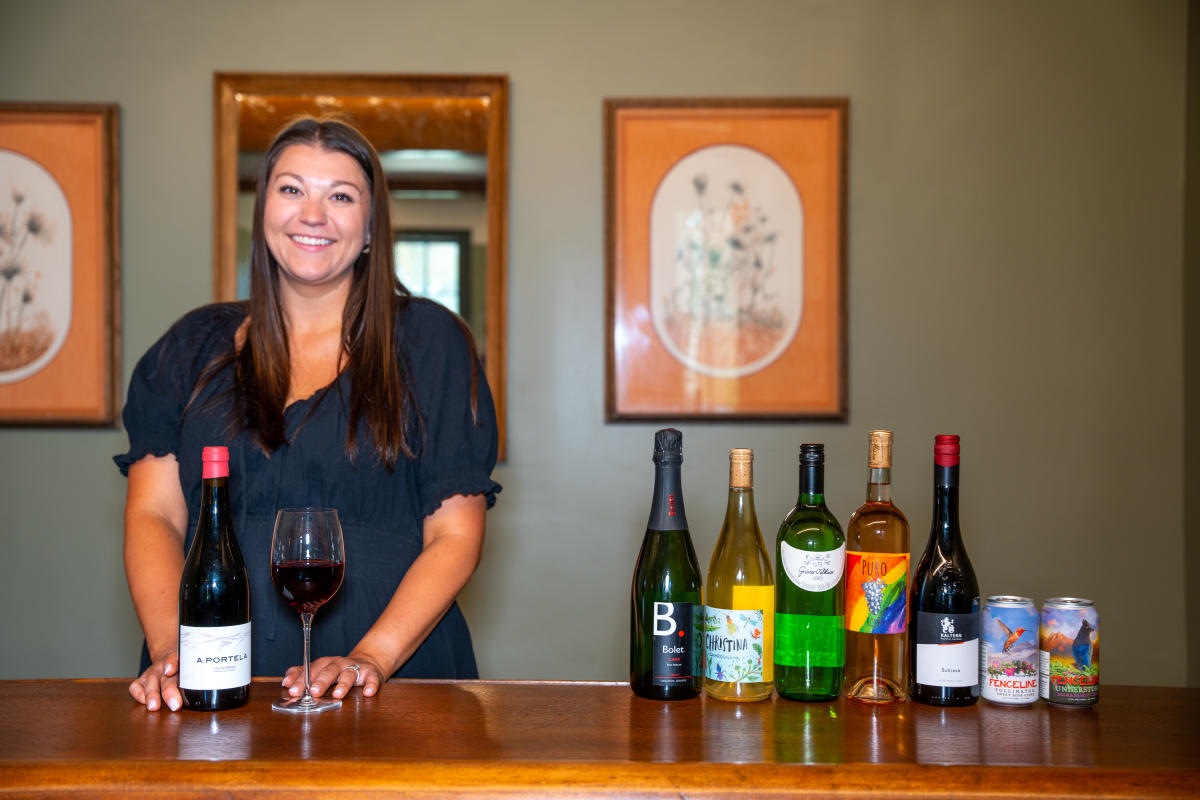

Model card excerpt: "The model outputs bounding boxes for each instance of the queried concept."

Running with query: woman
[115,117,500,712]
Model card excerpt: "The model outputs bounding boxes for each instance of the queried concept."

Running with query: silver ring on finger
[342,663,361,680]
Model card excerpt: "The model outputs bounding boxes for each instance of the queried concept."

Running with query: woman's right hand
[129,651,182,711]
[124,456,189,712]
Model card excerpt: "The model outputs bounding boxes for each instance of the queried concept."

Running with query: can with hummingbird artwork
[980,596,1039,705]
[1039,597,1099,707]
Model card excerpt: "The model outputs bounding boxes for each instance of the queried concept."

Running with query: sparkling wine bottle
[178,446,251,711]
[843,430,910,703]
[910,434,980,706]
[704,448,774,702]
[630,428,703,700]
[774,443,845,701]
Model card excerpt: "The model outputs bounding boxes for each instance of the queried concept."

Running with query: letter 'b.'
[653,602,677,636]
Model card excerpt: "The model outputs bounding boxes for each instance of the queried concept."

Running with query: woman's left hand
[283,654,385,699]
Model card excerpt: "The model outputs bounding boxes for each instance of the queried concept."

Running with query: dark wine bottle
[178,446,251,711]
[909,435,980,706]
[630,428,703,700]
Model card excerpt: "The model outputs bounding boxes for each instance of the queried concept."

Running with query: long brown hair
[198,116,478,468]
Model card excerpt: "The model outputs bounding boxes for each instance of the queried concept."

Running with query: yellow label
[731,585,774,682]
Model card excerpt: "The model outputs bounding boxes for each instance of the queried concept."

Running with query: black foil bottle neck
[647,462,688,532]
[199,476,231,539]
[799,463,825,501]
[932,464,960,546]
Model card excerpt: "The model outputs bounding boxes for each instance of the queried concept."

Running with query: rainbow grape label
[844,552,907,634]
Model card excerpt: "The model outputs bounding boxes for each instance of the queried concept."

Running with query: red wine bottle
[178,446,251,711]
[909,435,980,706]
[630,428,703,700]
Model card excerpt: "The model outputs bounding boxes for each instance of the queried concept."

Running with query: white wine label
[916,639,979,687]
[179,622,251,690]
[704,605,766,684]
[915,611,979,688]
[780,540,845,592]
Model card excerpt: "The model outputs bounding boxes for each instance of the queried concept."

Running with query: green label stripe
[775,613,844,668]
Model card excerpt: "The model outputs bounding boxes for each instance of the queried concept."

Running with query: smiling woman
[115,117,502,713]
[213,73,508,456]
[263,144,371,296]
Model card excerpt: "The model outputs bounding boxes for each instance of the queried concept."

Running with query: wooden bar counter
[0,679,1196,798]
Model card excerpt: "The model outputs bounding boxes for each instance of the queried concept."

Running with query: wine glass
[269,507,346,713]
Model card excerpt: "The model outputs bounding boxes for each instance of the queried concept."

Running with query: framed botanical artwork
[0,103,120,425]
[605,98,847,420]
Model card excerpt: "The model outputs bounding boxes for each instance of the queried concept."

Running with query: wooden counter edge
[2,760,1197,799]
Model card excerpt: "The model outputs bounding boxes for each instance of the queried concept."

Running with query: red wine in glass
[269,507,346,713]
[271,561,345,615]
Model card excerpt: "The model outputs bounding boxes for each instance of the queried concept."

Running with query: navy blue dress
[114,299,501,679]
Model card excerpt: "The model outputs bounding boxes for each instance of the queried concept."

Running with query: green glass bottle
[630,428,703,699]
[775,443,846,701]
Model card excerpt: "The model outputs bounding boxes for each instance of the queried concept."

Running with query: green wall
[0,0,1191,686]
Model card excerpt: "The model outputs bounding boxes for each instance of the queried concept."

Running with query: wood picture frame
[605,98,847,421]
[0,103,120,425]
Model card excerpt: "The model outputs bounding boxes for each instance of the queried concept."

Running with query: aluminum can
[980,596,1039,705]
[1039,598,1099,707]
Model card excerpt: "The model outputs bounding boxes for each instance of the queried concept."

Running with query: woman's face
[263,143,372,293]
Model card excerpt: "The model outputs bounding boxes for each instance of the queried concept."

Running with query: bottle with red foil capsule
[178,446,251,711]
[843,430,910,703]
[909,434,980,706]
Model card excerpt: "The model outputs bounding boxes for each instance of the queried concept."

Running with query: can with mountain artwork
[1039,598,1099,707]
[980,596,1039,705]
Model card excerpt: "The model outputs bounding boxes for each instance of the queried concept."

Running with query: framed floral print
[605,98,847,420]
[0,103,120,424]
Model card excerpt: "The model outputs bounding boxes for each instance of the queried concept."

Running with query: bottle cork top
[868,430,892,469]
[729,448,753,488]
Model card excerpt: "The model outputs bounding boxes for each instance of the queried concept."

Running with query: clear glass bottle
[843,430,910,703]
[704,448,774,702]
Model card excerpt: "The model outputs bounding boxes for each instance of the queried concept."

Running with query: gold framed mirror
[213,73,507,456]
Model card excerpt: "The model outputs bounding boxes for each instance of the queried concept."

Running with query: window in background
[394,229,470,316]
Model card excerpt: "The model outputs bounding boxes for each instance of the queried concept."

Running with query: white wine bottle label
[780,540,845,592]
[704,605,767,684]
[915,611,979,688]
[179,622,251,690]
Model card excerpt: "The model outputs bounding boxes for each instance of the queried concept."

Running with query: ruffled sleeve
[113,305,235,476]
[403,301,502,517]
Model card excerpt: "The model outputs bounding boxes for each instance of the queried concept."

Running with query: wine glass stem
[300,611,315,704]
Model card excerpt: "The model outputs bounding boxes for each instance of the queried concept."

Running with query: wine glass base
[272,696,342,713]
